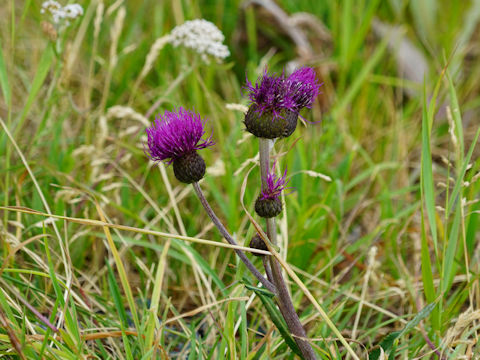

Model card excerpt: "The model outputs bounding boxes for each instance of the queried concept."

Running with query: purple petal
[286,67,322,110]
[145,107,214,164]
[260,163,289,200]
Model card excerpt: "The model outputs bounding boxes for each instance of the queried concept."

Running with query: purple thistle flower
[145,107,214,165]
[245,67,321,116]
[243,67,321,138]
[255,162,289,218]
[260,163,289,201]
[244,69,295,118]
[286,67,322,110]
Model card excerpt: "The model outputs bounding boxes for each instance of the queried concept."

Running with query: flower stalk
[258,138,317,360]
[192,182,276,293]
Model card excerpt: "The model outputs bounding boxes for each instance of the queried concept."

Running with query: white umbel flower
[63,4,84,19]
[169,19,230,62]
[41,0,61,13]
[41,1,83,26]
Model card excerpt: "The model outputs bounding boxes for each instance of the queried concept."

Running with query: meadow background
[1,0,480,359]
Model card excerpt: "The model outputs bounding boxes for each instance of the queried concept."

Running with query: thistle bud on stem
[249,233,268,256]
[254,164,288,218]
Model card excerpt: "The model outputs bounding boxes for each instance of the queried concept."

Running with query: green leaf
[369,331,400,360]
[447,73,464,157]
[243,278,303,358]
[369,302,437,359]
[243,282,276,298]
[398,302,437,338]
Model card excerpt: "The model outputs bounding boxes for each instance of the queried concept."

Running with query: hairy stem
[192,182,276,293]
[258,138,317,360]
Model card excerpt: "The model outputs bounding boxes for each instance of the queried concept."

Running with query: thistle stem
[262,256,274,283]
[258,138,317,360]
[192,182,276,293]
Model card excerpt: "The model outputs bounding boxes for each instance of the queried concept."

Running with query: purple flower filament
[260,164,289,201]
[245,69,295,120]
[286,67,322,110]
[245,67,321,119]
[145,107,214,164]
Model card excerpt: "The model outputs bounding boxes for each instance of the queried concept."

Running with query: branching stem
[258,138,317,360]
[192,182,276,293]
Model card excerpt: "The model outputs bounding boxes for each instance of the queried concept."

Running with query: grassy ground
[1,0,480,359]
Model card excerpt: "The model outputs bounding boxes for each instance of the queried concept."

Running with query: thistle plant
[244,67,321,359]
[145,67,321,359]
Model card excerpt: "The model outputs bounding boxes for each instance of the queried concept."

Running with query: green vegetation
[1,0,479,358]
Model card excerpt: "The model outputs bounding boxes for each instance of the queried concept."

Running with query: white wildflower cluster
[41,1,84,26]
[169,19,230,62]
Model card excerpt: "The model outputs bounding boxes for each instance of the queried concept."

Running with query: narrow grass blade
[106,262,133,359]
[441,203,461,295]
[16,44,54,135]
[240,301,248,360]
[226,299,238,358]
[94,201,144,352]
[447,73,464,157]
[334,31,389,118]
[145,240,171,350]
[421,84,438,253]
[0,40,11,105]
[43,237,80,352]
[0,205,271,256]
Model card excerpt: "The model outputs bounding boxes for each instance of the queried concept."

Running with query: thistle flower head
[145,108,214,165]
[245,67,321,115]
[260,164,289,201]
[286,67,322,110]
[245,69,294,118]
[243,67,321,138]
